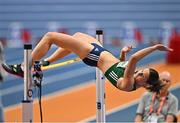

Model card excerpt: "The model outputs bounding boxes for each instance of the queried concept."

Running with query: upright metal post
[22,44,33,122]
[96,30,106,123]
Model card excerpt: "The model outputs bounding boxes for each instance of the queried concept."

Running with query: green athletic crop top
[104,61,128,87]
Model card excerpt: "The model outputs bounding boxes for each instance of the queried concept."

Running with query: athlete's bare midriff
[97,51,119,74]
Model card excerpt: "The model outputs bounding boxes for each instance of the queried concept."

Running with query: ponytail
[145,80,164,93]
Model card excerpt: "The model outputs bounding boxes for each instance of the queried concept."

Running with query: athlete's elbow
[130,54,138,62]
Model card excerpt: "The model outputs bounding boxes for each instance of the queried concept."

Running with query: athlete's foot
[2,60,50,78]
[40,60,50,66]
[2,63,24,77]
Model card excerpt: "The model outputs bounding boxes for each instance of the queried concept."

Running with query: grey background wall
[0,0,180,43]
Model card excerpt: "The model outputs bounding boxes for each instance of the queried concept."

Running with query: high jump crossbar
[41,57,81,71]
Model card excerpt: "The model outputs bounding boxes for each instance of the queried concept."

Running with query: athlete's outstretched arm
[118,44,172,91]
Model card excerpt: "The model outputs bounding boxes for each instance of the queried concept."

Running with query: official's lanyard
[149,92,167,115]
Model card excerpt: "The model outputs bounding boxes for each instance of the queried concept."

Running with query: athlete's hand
[121,46,132,53]
[154,44,173,51]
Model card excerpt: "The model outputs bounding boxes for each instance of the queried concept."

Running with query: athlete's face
[134,68,150,87]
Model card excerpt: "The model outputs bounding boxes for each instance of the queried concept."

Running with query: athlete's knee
[45,32,56,39]
[72,32,84,37]
[44,32,59,44]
